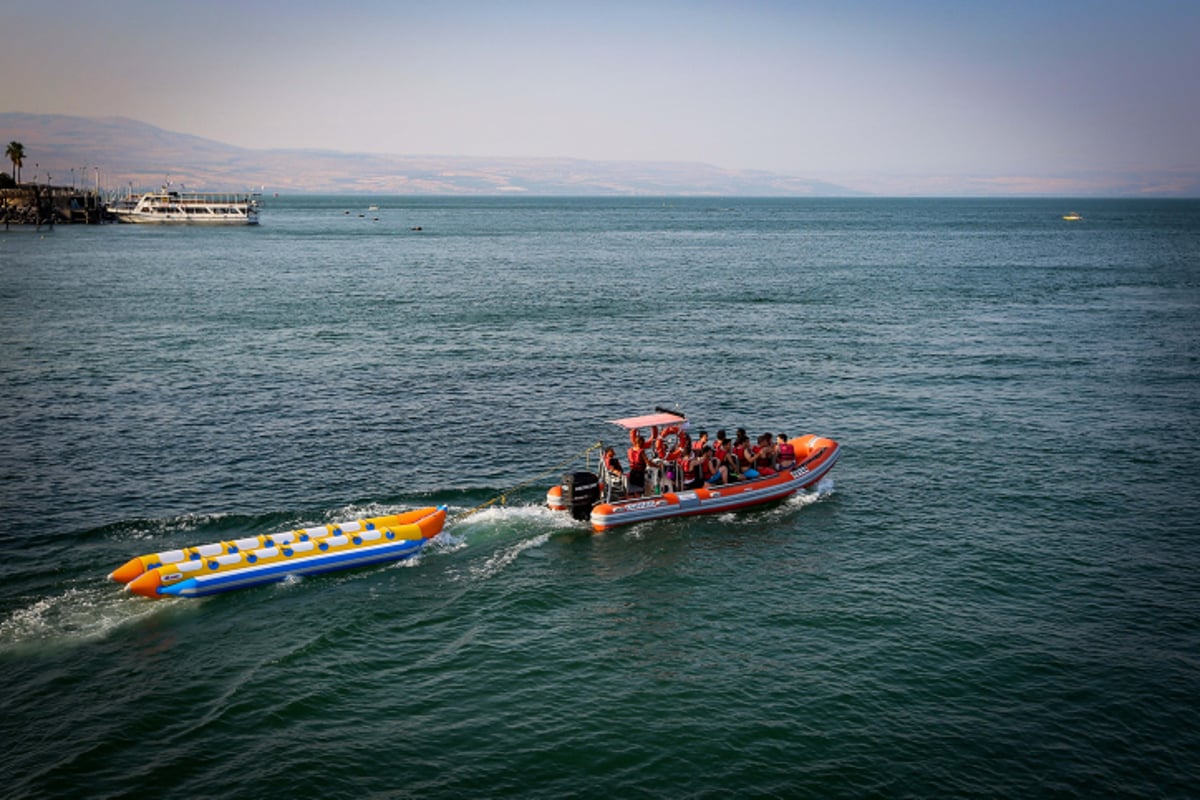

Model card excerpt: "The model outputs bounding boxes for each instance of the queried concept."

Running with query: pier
[0,185,110,228]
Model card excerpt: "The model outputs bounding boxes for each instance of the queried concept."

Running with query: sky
[5,0,1199,195]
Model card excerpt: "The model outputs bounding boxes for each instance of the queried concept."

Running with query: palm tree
[6,141,26,184]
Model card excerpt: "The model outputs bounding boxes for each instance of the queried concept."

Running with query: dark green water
[2,197,1198,798]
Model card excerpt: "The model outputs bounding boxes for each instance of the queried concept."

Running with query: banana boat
[111,506,446,599]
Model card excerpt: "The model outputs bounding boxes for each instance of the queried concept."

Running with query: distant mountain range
[0,112,862,196]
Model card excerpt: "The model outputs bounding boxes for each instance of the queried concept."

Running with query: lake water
[2,197,1198,798]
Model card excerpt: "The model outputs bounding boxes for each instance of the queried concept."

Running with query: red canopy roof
[608,412,687,430]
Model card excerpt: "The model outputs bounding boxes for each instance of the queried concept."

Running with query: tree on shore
[6,141,25,184]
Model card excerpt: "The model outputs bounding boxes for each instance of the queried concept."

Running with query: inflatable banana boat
[111,506,447,599]
[547,412,840,531]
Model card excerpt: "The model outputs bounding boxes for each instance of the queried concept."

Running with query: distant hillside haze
[0,112,861,196]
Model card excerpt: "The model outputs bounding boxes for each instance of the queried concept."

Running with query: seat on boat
[602,471,628,502]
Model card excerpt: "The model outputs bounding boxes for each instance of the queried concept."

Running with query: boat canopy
[608,412,687,430]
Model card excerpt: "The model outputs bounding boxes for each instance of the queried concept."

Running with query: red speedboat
[547,411,840,532]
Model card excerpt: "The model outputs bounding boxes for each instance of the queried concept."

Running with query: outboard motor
[562,471,600,521]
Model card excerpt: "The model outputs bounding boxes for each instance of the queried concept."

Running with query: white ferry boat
[108,187,261,225]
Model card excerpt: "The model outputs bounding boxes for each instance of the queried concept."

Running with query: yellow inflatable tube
[110,509,441,586]
[111,510,446,597]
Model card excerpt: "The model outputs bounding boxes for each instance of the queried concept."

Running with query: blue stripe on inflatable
[158,538,427,598]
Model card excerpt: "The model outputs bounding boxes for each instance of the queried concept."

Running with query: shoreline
[0,185,110,226]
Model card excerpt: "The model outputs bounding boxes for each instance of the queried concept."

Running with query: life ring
[655,426,680,459]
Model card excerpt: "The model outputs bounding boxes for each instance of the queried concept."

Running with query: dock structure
[1,185,110,228]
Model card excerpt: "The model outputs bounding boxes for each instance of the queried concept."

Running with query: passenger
[681,447,702,490]
[663,432,691,493]
[753,433,778,476]
[766,433,781,467]
[711,433,732,481]
[626,433,648,497]
[702,445,731,486]
[712,433,730,466]
[731,429,749,475]
[776,433,796,470]
[733,433,758,480]
[601,446,625,497]
[642,438,664,495]
[692,430,709,454]
[683,445,711,489]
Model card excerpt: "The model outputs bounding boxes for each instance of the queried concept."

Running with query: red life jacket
[681,453,698,481]
[628,445,645,469]
[734,443,752,468]
[777,442,796,464]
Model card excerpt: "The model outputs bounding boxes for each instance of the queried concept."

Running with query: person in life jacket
[704,444,732,486]
[732,430,758,480]
[752,433,778,477]
[687,445,718,489]
[601,447,625,497]
[661,431,690,493]
[626,433,648,497]
[710,432,734,485]
[680,442,704,490]
[776,433,796,470]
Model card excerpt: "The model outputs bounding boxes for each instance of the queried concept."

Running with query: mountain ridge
[0,112,862,196]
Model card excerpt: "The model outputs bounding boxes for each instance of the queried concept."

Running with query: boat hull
[112,211,258,225]
[117,506,446,599]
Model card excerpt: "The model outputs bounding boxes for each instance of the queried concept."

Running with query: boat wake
[2,482,840,644]
[450,502,582,533]
[802,476,836,503]
[468,532,552,583]
[708,477,836,527]
[435,502,576,583]
[0,583,184,651]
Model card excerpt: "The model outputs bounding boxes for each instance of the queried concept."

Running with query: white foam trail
[0,585,178,650]
[451,502,580,530]
[468,532,551,582]
[426,530,469,555]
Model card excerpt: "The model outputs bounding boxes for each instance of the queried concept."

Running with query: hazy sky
[6,0,1199,193]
